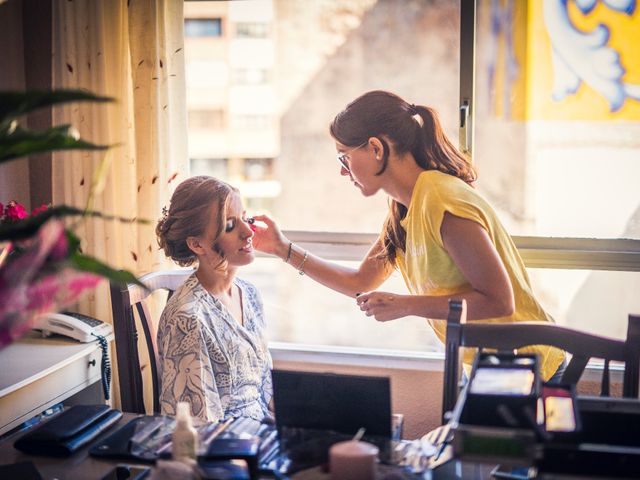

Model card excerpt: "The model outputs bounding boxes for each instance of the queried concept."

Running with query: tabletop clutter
[14,353,624,480]
[9,400,443,480]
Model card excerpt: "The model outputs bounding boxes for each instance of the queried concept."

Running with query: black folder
[14,405,122,456]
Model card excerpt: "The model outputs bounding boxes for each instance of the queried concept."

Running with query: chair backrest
[442,299,640,423]
[109,269,193,414]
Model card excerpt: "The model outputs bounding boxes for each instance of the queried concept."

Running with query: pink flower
[5,201,28,222]
[31,204,49,216]
[25,275,59,312]
[0,262,103,349]
[66,273,102,298]
[0,202,4,218]
[49,232,68,261]
[0,220,66,295]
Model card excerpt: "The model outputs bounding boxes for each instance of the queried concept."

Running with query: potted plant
[0,89,141,348]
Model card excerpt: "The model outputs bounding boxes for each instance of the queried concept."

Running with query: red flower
[5,201,28,222]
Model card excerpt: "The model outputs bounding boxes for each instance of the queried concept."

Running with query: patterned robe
[157,274,273,422]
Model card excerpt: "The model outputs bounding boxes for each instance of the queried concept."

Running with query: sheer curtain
[51,0,188,408]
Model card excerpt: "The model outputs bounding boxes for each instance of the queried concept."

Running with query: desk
[0,412,495,479]
[0,332,109,436]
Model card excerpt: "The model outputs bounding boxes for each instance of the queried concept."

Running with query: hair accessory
[407,103,423,126]
[161,206,169,218]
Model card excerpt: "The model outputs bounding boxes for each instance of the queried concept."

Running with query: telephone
[33,311,114,401]
[33,311,113,343]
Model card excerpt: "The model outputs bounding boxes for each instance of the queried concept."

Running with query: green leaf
[0,89,114,126]
[0,206,149,242]
[0,124,109,163]
[69,252,147,289]
[65,228,82,254]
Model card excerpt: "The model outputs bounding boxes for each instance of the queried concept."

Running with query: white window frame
[283,231,640,273]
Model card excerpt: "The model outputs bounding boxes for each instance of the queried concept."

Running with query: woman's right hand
[250,214,290,260]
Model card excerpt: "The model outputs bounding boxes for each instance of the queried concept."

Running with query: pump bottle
[172,401,198,461]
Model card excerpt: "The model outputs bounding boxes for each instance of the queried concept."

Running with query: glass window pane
[242,258,443,352]
[185,18,222,37]
[184,0,461,233]
[190,158,228,178]
[473,0,640,239]
[236,22,270,38]
[188,109,225,130]
[529,268,640,340]
[183,1,461,351]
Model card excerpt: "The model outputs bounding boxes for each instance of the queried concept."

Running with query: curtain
[51,0,188,409]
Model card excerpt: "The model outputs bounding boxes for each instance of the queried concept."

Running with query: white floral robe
[157,274,273,423]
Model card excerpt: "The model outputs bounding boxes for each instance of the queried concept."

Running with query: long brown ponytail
[330,90,476,266]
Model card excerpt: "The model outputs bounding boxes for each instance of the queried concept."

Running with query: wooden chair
[442,299,640,423]
[109,269,194,414]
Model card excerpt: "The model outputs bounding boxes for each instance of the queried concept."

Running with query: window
[229,114,271,130]
[184,1,640,353]
[472,1,640,240]
[243,257,442,351]
[235,22,269,38]
[184,0,459,352]
[185,18,222,37]
[468,0,640,338]
[190,157,228,179]
[186,60,228,88]
[188,109,225,130]
[243,158,274,181]
[231,68,270,85]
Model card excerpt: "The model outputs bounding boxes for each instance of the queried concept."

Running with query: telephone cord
[92,333,111,401]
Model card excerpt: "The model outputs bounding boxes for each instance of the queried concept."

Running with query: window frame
[280,231,640,273]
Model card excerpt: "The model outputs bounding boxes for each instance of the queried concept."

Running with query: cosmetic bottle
[172,402,198,462]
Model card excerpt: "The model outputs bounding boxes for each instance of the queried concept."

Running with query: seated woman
[155,175,272,423]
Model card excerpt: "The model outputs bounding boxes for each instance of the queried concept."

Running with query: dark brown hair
[329,90,477,266]
[156,176,238,267]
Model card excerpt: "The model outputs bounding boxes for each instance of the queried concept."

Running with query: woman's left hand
[356,291,410,322]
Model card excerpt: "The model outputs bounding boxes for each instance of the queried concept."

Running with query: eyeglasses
[336,142,367,172]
